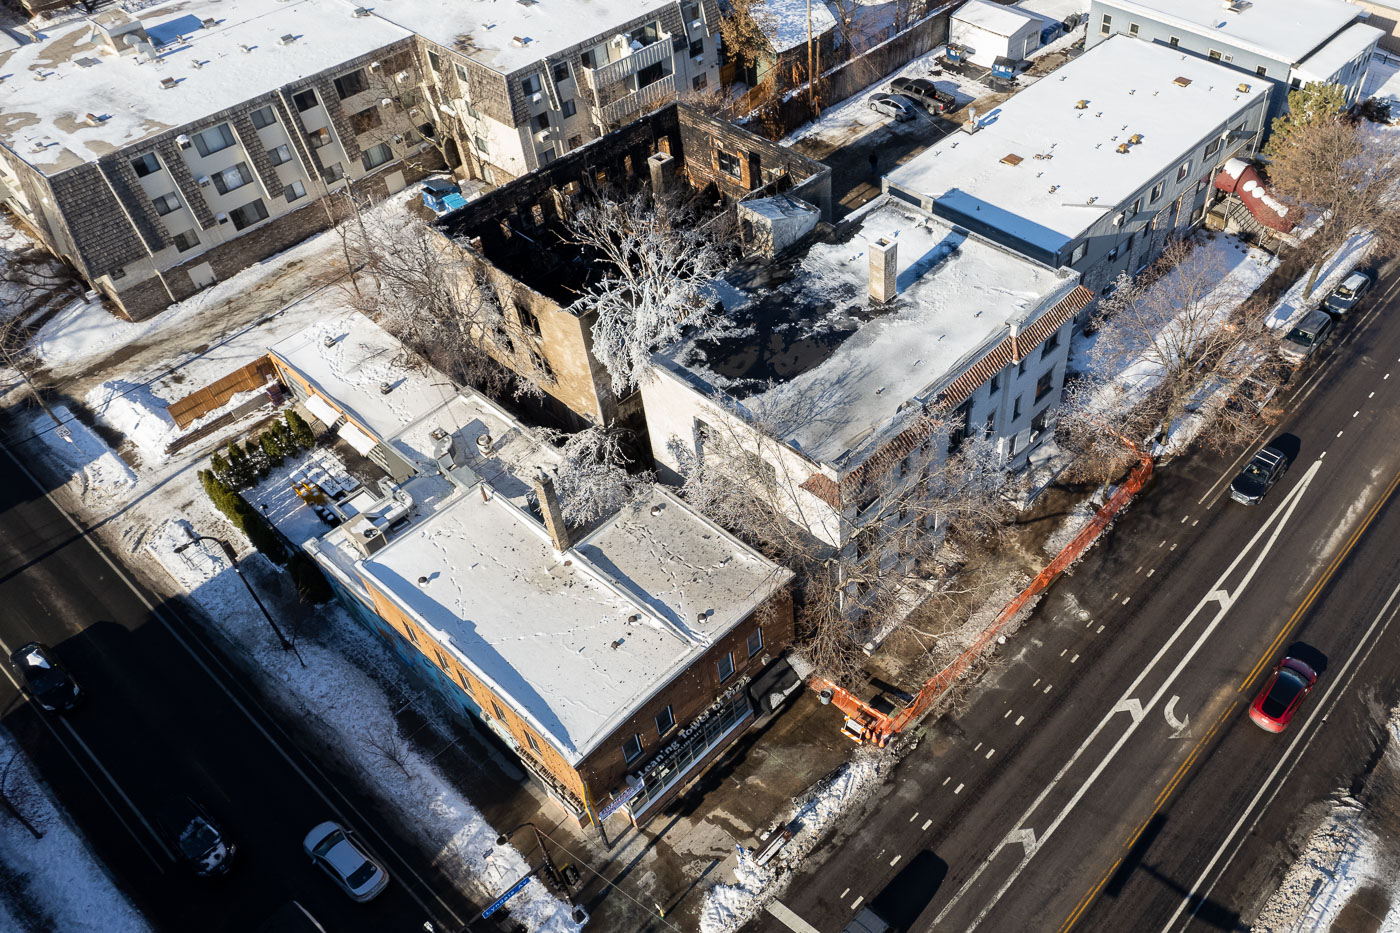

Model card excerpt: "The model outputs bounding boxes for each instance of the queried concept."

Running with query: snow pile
[1041,495,1100,556]
[29,406,137,508]
[85,380,271,461]
[0,731,151,933]
[1265,230,1374,330]
[143,519,581,933]
[697,752,890,933]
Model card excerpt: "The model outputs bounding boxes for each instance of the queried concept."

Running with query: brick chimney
[532,469,573,552]
[648,152,675,196]
[869,237,897,303]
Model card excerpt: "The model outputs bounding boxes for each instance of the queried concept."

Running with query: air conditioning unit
[368,60,382,72]
[176,133,191,149]
[1113,211,1124,226]
[534,128,551,142]
[196,174,210,186]
[416,141,432,153]
[379,97,393,108]
[215,211,229,223]
[392,133,404,144]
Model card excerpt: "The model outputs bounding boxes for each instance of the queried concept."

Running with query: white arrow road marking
[1113,698,1146,723]
[1163,695,1190,738]
[931,459,1321,932]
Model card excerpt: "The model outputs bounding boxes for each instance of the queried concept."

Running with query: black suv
[158,797,236,877]
[8,642,82,713]
[1230,446,1288,505]
[889,77,956,113]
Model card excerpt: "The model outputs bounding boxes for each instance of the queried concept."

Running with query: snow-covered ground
[0,731,151,933]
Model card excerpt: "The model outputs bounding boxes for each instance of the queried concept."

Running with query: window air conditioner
[392,134,404,144]
[379,97,393,108]
[215,211,229,223]
[369,60,382,72]
[176,133,192,149]
[196,175,211,186]
[395,70,411,83]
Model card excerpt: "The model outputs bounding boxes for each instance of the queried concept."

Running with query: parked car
[1278,309,1333,365]
[1229,446,1288,505]
[1249,656,1318,732]
[303,822,388,902]
[889,77,956,113]
[420,179,469,215]
[1322,271,1373,316]
[867,92,917,122]
[8,642,81,713]
[158,797,235,877]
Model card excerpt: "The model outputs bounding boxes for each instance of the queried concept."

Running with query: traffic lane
[1073,465,1400,933]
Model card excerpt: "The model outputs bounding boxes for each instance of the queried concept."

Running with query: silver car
[302,822,388,902]
[1278,309,1333,365]
[868,92,916,121]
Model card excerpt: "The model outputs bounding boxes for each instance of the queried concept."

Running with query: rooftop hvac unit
[344,515,389,558]
[352,6,371,16]
[278,34,297,46]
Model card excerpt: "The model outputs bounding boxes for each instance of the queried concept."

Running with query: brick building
[432,102,832,429]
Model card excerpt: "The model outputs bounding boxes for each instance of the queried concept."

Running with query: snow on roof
[1293,23,1383,85]
[886,36,1268,255]
[374,0,676,74]
[761,0,839,53]
[0,0,411,175]
[1015,0,1089,23]
[953,0,1044,37]
[358,484,786,764]
[1099,0,1360,64]
[269,311,454,443]
[670,197,1077,466]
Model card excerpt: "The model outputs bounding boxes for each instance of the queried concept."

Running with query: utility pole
[807,0,816,114]
[175,531,306,667]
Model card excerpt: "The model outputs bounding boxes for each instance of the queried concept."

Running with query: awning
[303,393,342,428]
[337,421,379,457]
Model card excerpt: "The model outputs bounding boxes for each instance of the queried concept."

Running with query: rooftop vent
[1237,82,1251,94]
[1000,153,1023,166]
[475,432,493,456]
[160,76,178,89]
[352,6,371,15]
[1074,98,1088,109]
[76,56,101,68]
[84,112,101,125]
[1173,76,1191,87]
[511,35,530,47]
[1128,133,1143,144]
[278,34,297,45]
[1222,0,1251,11]
[518,0,539,5]
[378,381,394,395]
[1116,143,1130,154]
[239,44,252,53]
[201,17,218,27]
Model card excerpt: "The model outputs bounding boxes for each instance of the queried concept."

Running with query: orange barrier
[815,445,1156,746]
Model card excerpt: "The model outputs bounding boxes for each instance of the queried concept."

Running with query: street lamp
[174,531,306,668]
[496,823,588,924]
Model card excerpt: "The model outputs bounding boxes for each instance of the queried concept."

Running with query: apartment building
[884,35,1272,299]
[0,0,436,320]
[1086,0,1380,123]
[375,0,722,185]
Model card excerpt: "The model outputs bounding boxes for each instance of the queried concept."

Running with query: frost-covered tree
[568,192,728,396]
[546,426,652,525]
[719,0,774,73]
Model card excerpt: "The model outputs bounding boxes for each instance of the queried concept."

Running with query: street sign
[55,425,72,444]
[482,875,532,919]
[597,780,643,821]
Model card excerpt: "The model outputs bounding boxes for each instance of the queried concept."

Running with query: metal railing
[579,35,671,90]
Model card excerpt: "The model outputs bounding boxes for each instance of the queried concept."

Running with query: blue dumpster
[421,179,469,214]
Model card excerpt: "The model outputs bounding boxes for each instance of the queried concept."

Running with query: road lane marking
[890,854,902,867]
[1004,709,1013,718]
[955,784,964,794]
[841,888,849,899]
[1096,625,1105,634]
[1060,649,1067,657]
[1337,430,1344,437]
[1043,684,1054,694]
[1354,410,1360,416]
[57,720,177,863]
[1163,695,1190,737]
[1122,597,1131,605]
[974,742,983,752]
[1070,654,1079,664]
[1015,716,1025,726]
[943,777,950,785]
[931,460,1320,932]
[923,819,933,831]
[986,748,996,760]
[1147,568,1155,577]
[909,811,918,822]
[850,896,864,911]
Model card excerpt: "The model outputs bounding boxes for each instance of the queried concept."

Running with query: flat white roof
[763,0,838,53]
[269,310,454,442]
[886,35,1268,254]
[1099,0,1359,64]
[0,0,411,175]
[954,0,1044,37]
[1294,22,1382,83]
[671,198,1077,466]
[374,0,679,74]
[358,485,788,764]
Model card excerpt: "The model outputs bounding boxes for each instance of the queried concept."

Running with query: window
[211,162,253,195]
[250,105,276,129]
[350,107,382,134]
[490,701,505,720]
[1070,241,1086,265]
[426,49,442,73]
[580,48,596,69]
[1290,77,1301,90]
[268,144,292,165]
[405,624,420,646]
[629,21,660,46]
[228,198,268,230]
[692,73,708,91]
[1256,65,1268,78]
[1168,36,1179,48]
[655,705,675,737]
[1205,136,1221,157]
[560,98,577,119]
[307,127,331,149]
[717,652,735,682]
[361,142,393,170]
[151,192,181,215]
[284,179,306,201]
[568,134,583,149]
[747,628,764,658]
[1100,13,1111,34]
[1208,49,1222,61]
[984,411,996,436]
[622,733,643,763]
[1151,180,1165,202]
[1130,197,1142,216]
[474,135,489,154]
[1017,359,1027,376]
[456,670,473,694]
[552,61,570,83]
[524,732,541,754]
[684,1,700,20]
[517,302,542,336]
[1035,368,1055,403]
[533,112,550,132]
[1176,160,1191,182]
[1128,22,1139,35]
[717,150,741,178]
[192,123,235,157]
[1041,328,1059,358]
[689,38,704,57]
[538,149,555,166]
[1031,406,1051,436]
[334,69,368,100]
[1107,243,1120,262]
[172,229,200,252]
[989,372,1000,394]
[1013,395,1022,419]
[131,152,161,177]
[521,73,541,96]
[292,89,318,112]
[324,162,344,181]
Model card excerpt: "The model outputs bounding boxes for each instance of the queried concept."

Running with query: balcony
[597,73,676,126]
[580,35,671,91]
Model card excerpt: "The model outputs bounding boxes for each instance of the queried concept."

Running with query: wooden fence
[165,355,281,429]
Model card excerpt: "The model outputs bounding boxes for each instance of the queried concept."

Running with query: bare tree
[566,191,729,396]
[1059,237,1277,477]
[361,728,412,778]
[1265,92,1400,298]
[545,425,652,525]
[718,0,775,76]
[669,399,1009,684]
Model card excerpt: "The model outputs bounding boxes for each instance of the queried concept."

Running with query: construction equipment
[814,441,1155,747]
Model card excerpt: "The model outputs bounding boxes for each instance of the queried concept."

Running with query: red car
[1249,657,1318,732]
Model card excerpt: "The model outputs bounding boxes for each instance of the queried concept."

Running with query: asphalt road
[753,267,1400,933]
[0,441,487,932]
